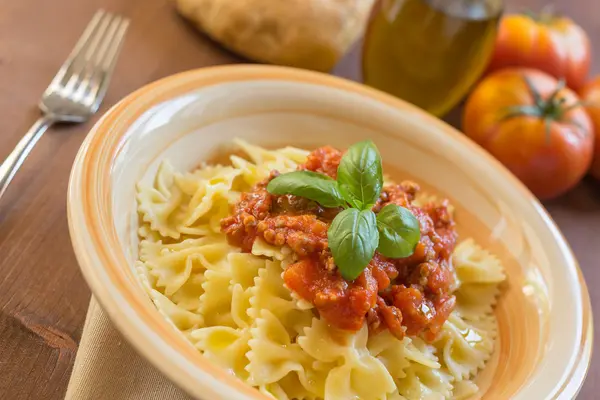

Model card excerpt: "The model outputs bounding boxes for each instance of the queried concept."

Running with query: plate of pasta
[68,65,592,400]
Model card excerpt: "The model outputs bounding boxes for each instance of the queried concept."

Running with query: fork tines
[47,10,130,109]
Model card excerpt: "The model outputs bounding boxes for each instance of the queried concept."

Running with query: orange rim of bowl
[67,64,593,400]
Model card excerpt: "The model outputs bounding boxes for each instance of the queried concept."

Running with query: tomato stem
[547,79,566,104]
[523,76,544,108]
[501,75,583,142]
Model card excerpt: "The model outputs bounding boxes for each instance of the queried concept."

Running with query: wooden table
[0,0,598,398]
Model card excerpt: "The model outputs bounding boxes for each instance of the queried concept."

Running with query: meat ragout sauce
[221,146,457,342]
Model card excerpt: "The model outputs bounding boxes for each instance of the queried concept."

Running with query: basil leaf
[266,170,346,208]
[376,204,421,258]
[328,208,378,280]
[338,184,362,210]
[337,140,383,210]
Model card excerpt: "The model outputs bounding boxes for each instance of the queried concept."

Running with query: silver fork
[0,10,129,200]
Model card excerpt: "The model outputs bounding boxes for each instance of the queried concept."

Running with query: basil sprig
[266,141,421,280]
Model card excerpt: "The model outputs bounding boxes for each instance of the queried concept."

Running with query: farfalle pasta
[135,139,505,399]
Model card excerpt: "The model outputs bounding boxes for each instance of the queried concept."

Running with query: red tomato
[487,14,591,90]
[463,68,594,200]
[580,77,600,179]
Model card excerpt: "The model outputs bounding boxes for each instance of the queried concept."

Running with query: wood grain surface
[0,0,598,399]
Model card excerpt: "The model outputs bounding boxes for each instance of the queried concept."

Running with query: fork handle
[0,115,55,200]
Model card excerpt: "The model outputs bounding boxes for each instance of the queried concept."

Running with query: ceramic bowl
[67,65,593,400]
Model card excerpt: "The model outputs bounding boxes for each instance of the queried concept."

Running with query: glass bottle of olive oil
[363,0,503,117]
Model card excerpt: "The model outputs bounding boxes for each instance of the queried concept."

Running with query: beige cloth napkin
[65,298,193,400]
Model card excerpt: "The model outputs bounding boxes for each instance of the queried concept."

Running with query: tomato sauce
[221,146,457,341]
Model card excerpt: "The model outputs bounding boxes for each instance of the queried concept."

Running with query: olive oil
[363,0,502,117]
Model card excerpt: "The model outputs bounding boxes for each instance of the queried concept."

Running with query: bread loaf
[175,0,374,71]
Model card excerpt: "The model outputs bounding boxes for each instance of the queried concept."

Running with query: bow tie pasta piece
[324,358,396,400]
[230,155,271,187]
[324,354,396,400]
[191,237,240,328]
[455,282,502,321]
[169,274,205,312]
[367,330,411,379]
[453,239,506,284]
[246,309,313,386]
[140,239,196,296]
[230,253,266,329]
[231,284,254,330]
[199,268,235,328]
[259,372,322,400]
[234,139,305,173]
[138,161,243,239]
[138,223,163,242]
[176,164,240,194]
[275,146,312,165]
[403,337,441,369]
[191,326,252,381]
[248,260,313,336]
[433,313,496,381]
[392,337,454,400]
[324,323,396,400]
[297,317,351,363]
[137,161,186,239]
[176,166,241,232]
[452,380,480,400]
[452,238,506,322]
[230,253,266,287]
[247,310,328,398]
[140,236,232,296]
[150,289,203,331]
[298,319,396,399]
[229,139,307,187]
[396,362,454,400]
